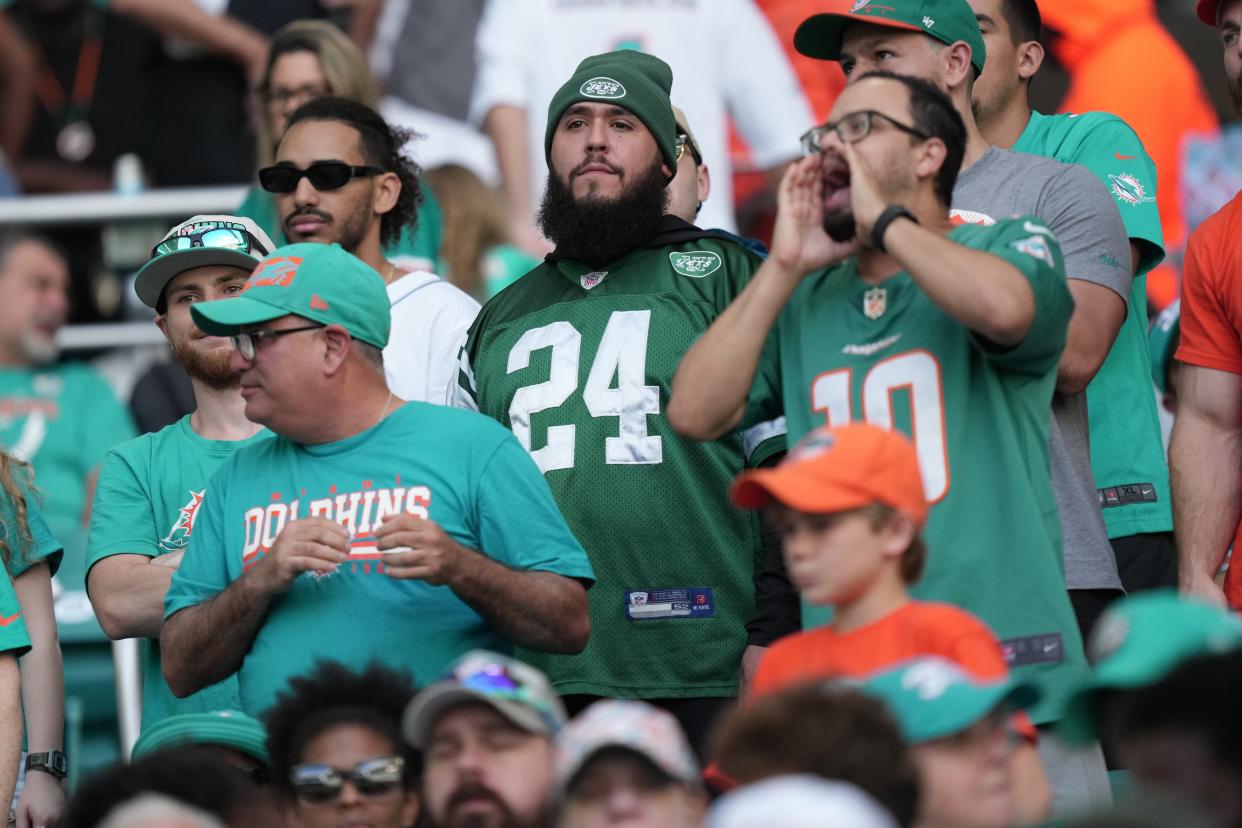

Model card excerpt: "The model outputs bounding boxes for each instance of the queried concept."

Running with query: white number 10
[507,310,663,473]
[810,350,949,502]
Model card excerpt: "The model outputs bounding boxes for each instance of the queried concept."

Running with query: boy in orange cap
[731,422,1051,820]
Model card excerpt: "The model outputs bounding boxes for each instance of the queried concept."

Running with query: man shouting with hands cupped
[669,71,1090,747]
[159,242,594,718]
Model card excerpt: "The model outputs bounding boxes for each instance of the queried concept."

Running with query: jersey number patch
[810,350,949,502]
[507,310,662,472]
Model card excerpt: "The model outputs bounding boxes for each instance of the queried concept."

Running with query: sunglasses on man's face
[289,756,406,804]
[258,161,383,193]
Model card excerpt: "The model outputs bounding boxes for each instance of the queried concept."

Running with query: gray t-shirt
[953,146,1130,591]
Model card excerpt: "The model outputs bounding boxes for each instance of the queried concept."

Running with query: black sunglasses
[289,756,406,803]
[258,161,383,194]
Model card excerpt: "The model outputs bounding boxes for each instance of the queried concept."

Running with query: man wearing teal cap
[455,49,787,752]
[967,0,1177,606]
[1059,590,1242,748]
[160,243,594,717]
[864,657,1041,828]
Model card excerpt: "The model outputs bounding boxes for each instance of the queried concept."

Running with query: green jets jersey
[745,217,1088,724]
[1015,110,1171,538]
[457,222,783,698]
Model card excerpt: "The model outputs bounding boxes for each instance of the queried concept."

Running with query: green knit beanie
[544,50,678,172]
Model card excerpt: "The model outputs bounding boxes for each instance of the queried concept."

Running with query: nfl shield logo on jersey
[580,271,608,290]
[864,286,887,319]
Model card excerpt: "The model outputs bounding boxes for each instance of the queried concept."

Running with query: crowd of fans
[0,0,1241,827]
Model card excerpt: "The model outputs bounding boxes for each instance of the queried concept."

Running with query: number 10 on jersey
[507,310,663,473]
[811,349,949,503]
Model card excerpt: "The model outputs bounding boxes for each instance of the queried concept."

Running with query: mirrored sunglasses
[289,756,405,803]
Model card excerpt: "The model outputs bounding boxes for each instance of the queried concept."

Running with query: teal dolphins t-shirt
[1014,110,1171,539]
[165,402,594,717]
[4,476,63,578]
[87,416,271,730]
[0,363,137,539]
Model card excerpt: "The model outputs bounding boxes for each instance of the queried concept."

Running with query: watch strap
[870,205,918,253]
[25,750,68,779]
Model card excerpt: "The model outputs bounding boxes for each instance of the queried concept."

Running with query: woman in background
[2,452,64,828]
[424,163,537,300]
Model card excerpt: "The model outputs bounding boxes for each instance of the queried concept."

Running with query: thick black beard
[824,209,857,243]
[537,161,669,267]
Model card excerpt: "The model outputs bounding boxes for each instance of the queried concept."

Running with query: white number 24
[507,310,663,472]
[810,350,949,502]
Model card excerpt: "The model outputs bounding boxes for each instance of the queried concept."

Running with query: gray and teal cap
[545,50,678,171]
[190,242,390,349]
[862,657,1039,744]
[131,710,268,764]
[1059,589,1242,743]
[401,650,567,749]
[794,0,987,76]
[1149,300,1181,394]
[135,215,276,310]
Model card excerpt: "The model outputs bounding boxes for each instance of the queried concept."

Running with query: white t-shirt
[469,0,814,233]
[385,270,481,406]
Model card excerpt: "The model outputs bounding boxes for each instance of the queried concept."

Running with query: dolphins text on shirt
[242,483,432,567]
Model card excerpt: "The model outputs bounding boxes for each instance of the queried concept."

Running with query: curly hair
[713,680,921,827]
[0,453,36,570]
[262,659,420,798]
[285,97,424,249]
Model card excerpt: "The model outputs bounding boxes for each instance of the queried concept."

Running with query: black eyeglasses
[289,756,406,803]
[675,133,702,165]
[230,324,323,361]
[800,110,931,156]
[258,161,383,193]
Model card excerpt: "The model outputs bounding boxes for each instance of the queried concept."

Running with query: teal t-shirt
[0,570,29,657]
[235,184,444,273]
[0,363,137,540]
[4,480,63,579]
[86,416,272,730]
[164,402,594,717]
[744,218,1089,725]
[1015,110,1172,539]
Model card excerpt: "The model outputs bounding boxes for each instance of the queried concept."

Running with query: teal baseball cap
[190,242,390,349]
[1059,589,1242,743]
[1148,300,1181,394]
[795,0,987,76]
[135,215,276,310]
[131,710,268,764]
[862,657,1039,744]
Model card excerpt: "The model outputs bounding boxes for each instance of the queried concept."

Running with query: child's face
[770,505,896,606]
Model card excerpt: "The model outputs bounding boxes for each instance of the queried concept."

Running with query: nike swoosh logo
[1115,153,1137,160]
[0,612,20,627]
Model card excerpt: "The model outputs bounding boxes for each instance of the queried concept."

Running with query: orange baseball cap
[731,423,928,526]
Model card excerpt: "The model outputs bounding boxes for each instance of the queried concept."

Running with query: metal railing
[2,185,252,760]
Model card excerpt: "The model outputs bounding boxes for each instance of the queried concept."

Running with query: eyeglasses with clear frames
[230,324,323,361]
[799,110,931,156]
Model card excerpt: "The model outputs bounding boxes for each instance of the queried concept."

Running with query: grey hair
[354,340,386,375]
[97,794,226,828]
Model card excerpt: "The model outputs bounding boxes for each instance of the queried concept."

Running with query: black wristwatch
[25,750,67,779]
[871,205,918,253]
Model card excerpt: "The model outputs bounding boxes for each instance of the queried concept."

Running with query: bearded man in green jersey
[455,50,788,752]
[670,70,1094,806]
[968,0,1176,599]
